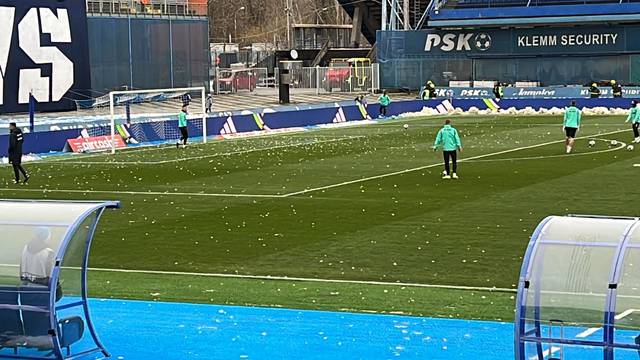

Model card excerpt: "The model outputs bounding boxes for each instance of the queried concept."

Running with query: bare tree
[208,0,348,45]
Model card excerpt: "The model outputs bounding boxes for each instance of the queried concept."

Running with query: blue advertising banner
[424,86,640,99]
[504,87,640,99]
[0,0,91,113]
[378,25,640,59]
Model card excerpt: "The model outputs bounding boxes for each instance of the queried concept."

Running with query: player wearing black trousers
[8,122,29,184]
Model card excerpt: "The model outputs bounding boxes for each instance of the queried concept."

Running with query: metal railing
[86,0,207,17]
[286,66,377,94]
[213,66,380,95]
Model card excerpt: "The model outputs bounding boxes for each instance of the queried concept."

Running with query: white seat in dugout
[515,215,640,360]
[0,200,120,360]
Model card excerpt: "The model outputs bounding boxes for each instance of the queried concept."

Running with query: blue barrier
[0,98,635,158]
[0,129,83,157]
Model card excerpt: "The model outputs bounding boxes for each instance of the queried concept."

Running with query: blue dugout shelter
[516,215,640,359]
[0,200,120,360]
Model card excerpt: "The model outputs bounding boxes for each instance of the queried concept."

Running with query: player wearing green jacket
[626,100,640,143]
[433,119,463,179]
[176,106,188,149]
[378,90,391,118]
[563,101,582,154]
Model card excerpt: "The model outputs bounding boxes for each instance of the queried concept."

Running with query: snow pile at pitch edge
[400,106,630,118]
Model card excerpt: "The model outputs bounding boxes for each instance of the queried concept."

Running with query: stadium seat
[0,287,21,354]
[19,287,53,341]
[0,285,85,355]
[58,316,85,356]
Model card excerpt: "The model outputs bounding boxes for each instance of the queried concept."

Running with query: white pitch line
[0,188,284,199]
[533,346,562,360]
[283,129,630,197]
[87,267,517,293]
[575,308,639,339]
[9,130,627,199]
[464,138,626,163]
[44,137,364,165]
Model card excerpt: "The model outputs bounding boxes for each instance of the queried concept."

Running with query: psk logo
[475,33,492,51]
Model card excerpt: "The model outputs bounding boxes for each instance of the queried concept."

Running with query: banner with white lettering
[0,0,90,113]
[67,135,127,153]
[503,87,640,99]
[426,87,640,99]
[378,26,634,58]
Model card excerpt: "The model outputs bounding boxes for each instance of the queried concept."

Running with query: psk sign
[425,33,492,52]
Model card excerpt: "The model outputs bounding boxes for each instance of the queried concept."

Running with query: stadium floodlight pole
[234,6,246,43]
[286,0,292,48]
[381,0,387,31]
[109,92,116,154]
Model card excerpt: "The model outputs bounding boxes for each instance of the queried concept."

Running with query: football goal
[107,87,207,153]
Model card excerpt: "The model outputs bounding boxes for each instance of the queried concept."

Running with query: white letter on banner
[425,34,441,51]
[18,8,73,104]
[0,6,15,106]
[441,34,456,52]
[457,33,472,51]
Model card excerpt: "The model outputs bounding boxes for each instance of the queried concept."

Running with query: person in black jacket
[611,80,623,98]
[8,123,29,184]
[589,83,601,98]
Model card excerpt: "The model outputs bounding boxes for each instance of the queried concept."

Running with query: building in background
[338,0,640,89]
[292,24,369,49]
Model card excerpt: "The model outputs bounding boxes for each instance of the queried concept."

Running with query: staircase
[337,0,431,46]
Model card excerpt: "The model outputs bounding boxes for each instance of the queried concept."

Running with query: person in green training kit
[563,100,582,154]
[378,90,391,118]
[176,106,188,149]
[433,119,462,179]
[626,100,640,143]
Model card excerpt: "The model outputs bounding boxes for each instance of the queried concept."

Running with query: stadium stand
[429,0,640,26]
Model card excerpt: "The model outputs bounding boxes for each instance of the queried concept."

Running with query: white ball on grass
[627,145,635,151]
[403,124,409,129]
[588,140,596,147]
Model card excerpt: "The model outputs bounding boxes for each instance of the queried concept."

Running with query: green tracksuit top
[379,95,391,106]
[563,106,582,128]
[627,106,640,124]
[178,112,188,127]
[433,125,462,151]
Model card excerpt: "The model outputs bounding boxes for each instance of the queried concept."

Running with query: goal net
[95,87,207,153]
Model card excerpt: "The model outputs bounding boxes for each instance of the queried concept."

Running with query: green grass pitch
[2,114,638,321]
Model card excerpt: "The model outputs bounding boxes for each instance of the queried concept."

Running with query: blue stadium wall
[87,16,210,94]
[378,25,640,90]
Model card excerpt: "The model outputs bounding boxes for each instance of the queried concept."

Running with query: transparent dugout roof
[516,215,640,360]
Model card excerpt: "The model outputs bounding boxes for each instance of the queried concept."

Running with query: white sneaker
[452,173,459,179]
[635,137,640,143]
[442,175,451,180]
[566,146,572,154]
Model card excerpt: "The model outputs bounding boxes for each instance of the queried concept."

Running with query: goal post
[108,86,207,154]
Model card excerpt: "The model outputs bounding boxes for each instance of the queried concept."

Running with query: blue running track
[91,299,513,359]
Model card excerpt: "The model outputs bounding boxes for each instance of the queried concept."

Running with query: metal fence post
[316,66,321,95]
